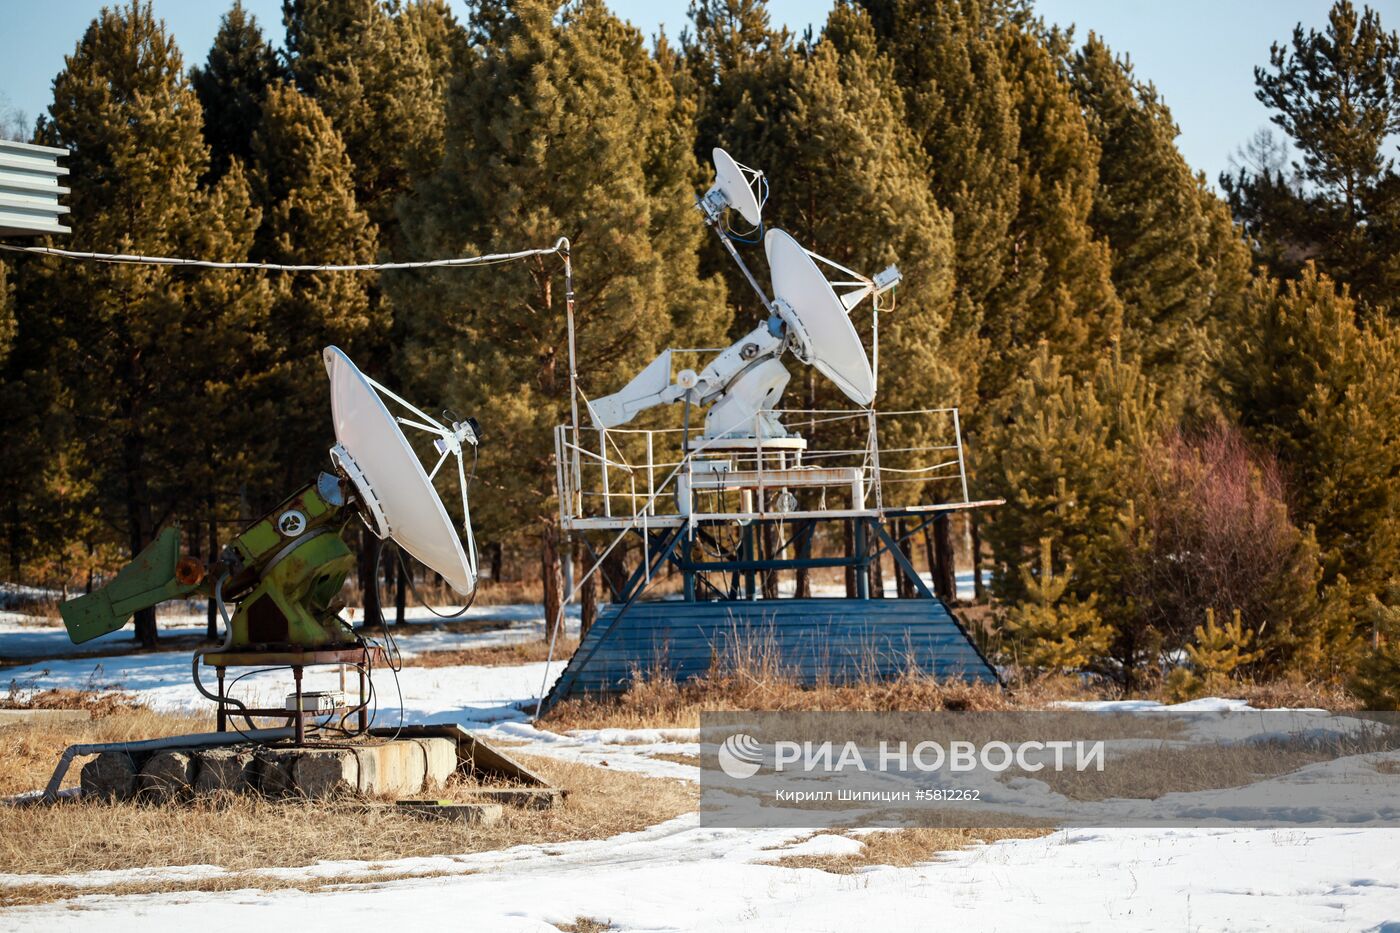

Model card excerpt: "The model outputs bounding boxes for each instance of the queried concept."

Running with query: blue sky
[0,1,1393,184]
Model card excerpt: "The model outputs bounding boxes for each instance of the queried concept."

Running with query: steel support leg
[216,667,226,733]
[292,666,304,745]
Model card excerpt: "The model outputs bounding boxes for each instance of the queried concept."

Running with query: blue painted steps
[542,597,999,710]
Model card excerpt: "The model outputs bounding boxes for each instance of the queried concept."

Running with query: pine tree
[248,82,380,500]
[985,344,1172,603]
[989,23,1121,390]
[1351,590,1400,708]
[1001,537,1109,672]
[984,344,1177,684]
[282,0,458,235]
[36,1,272,645]
[857,0,1019,405]
[0,260,12,365]
[1223,1,1400,307]
[1168,608,1265,699]
[1069,34,1251,391]
[190,1,287,181]
[1218,266,1400,600]
[392,0,728,637]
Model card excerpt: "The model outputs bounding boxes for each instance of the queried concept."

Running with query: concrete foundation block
[292,749,360,798]
[194,748,256,794]
[351,746,380,794]
[254,750,298,797]
[416,738,458,788]
[139,750,194,800]
[353,741,427,796]
[80,751,138,801]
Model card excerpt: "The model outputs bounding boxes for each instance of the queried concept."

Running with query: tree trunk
[602,544,628,603]
[933,513,956,601]
[7,500,19,582]
[489,541,503,583]
[970,513,985,602]
[126,439,158,648]
[895,520,915,598]
[843,519,856,598]
[761,521,779,599]
[206,510,219,639]
[580,548,597,639]
[394,545,407,625]
[360,529,383,629]
[795,521,813,598]
[541,520,564,643]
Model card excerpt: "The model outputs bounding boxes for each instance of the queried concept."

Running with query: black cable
[394,545,479,621]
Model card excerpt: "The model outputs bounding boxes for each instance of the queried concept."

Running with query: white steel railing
[555,407,973,530]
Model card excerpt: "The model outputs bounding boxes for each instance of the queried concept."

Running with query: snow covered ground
[3,601,1399,930]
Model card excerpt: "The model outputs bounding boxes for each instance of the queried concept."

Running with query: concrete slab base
[394,800,504,825]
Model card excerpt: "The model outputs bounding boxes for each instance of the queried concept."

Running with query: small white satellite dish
[324,347,477,595]
[765,229,876,407]
[706,148,764,227]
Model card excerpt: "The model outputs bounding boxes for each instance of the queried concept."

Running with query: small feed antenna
[696,148,774,313]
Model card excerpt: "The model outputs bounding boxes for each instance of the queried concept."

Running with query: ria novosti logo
[717,733,764,779]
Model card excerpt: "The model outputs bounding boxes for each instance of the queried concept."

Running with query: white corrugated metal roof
[0,140,70,237]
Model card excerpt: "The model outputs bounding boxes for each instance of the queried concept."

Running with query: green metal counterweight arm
[60,526,204,644]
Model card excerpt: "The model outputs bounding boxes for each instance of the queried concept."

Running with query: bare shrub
[1121,424,1320,669]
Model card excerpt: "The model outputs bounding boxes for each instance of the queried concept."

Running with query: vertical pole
[868,409,883,512]
[563,240,583,516]
[854,519,869,599]
[215,667,226,733]
[645,431,655,516]
[743,523,757,599]
[599,428,611,517]
[953,407,970,504]
[293,666,305,745]
[683,527,696,602]
[357,661,368,734]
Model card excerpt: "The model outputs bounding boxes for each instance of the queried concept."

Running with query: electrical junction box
[285,691,344,713]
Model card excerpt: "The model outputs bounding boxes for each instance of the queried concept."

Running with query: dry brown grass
[0,868,472,908]
[769,827,1049,874]
[0,687,137,715]
[403,636,579,669]
[1026,741,1334,801]
[1,705,212,797]
[554,919,615,933]
[0,740,695,887]
[1206,677,1362,711]
[541,668,1096,733]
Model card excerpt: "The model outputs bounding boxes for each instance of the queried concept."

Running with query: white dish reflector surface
[713,148,762,227]
[324,347,475,595]
[765,229,875,406]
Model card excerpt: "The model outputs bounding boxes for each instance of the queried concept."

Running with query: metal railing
[555,407,974,530]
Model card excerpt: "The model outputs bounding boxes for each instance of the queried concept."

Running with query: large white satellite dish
[323,347,477,596]
[765,229,875,407]
[707,148,764,227]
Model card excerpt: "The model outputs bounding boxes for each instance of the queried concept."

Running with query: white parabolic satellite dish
[765,229,876,407]
[324,347,476,595]
[711,148,763,227]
